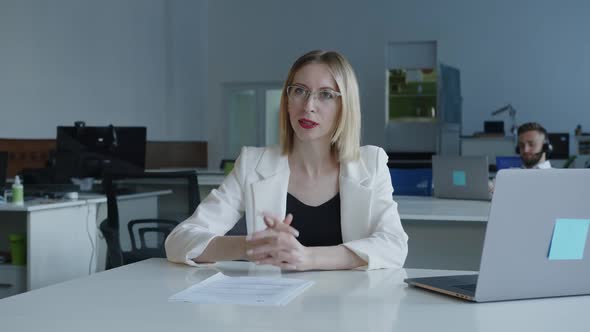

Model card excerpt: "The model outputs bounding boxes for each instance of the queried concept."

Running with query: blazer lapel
[250,147,290,233]
[250,147,373,240]
[340,157,372,242]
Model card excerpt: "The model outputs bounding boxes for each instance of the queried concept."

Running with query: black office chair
[100,170,200,269]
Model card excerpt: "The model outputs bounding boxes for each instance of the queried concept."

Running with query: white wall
[207,0,388,166]
[385,0,590,138]
[207,0,590,166]
[3,0,589,168]
[0,0,207,141]
[166,0,208,140]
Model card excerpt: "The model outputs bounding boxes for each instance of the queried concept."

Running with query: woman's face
[287,63,341,145]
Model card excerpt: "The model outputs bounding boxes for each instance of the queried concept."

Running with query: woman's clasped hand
[245,213,313,271]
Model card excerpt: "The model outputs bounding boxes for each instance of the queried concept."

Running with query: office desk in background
[0,259,586,332]
[192,173,490,222]
[146,168,225,205]
[395,195,490,270]
[191,171,491,271]
[0,191,170,297]
[146,168,224,184]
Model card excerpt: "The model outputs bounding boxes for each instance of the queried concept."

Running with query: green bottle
[12,175,24,205]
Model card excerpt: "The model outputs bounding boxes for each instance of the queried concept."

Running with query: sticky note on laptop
[548,218,590,260]
[452,170,466,186]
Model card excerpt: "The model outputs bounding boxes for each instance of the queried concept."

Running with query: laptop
[432,155,491,200]
[405,169,590,302]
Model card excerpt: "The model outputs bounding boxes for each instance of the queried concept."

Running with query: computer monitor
[0,151,7,189]
[495,156,522,170]
[484,121,504,135]
[54,125,147,182]
[547,133,569,159]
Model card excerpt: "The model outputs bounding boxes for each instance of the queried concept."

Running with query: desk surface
[149,173,492,222]
[0,192,487,221]
[147,168,226,186]
[0,190,172,212]
[395,195,491,222]
[147,167,224,175]
[0,259,586,332]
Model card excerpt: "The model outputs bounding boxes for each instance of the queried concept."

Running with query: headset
[515,124,553,158]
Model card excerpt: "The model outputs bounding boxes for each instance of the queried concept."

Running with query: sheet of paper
[169,272,314,306]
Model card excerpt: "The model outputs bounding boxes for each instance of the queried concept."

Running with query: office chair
[389,168,433,196]
[100,170,200,269]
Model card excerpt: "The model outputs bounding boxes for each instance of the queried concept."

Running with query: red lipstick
[298,119,319,129]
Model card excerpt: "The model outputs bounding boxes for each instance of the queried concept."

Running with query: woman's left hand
[245,214,314,271]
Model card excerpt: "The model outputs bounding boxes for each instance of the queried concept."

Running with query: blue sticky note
[452,170,466,186]
[548,219,590,260]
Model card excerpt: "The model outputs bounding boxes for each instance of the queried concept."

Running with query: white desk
[156,169,492,271]
[394,195,491,271]
[145,168,226,217]
[0,191,169,296]
[395,195,490,222]
[0,259,587,332]
[146,167,226,186]
[190,178,492,271]
[196,170,226,186]
[193,176,491,222]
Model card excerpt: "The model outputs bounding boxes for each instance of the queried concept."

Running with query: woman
[165,50,408,270]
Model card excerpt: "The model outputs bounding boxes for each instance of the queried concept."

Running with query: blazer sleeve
[342,148,409,270]
[165,147,249,266]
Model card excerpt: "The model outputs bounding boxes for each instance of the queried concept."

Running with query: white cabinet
[0,191,168,297]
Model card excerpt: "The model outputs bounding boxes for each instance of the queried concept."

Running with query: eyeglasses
[286,85,342,105]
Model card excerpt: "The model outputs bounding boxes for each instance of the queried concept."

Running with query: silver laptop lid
[475,169,590,302]
[432,155,490,200]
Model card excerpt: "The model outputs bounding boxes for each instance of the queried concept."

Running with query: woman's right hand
[244,213,305,268]
[244,214,298,253]
[262,213,298,236]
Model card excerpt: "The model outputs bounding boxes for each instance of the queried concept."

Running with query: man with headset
[515,122,552,169]
[489,122,552,194]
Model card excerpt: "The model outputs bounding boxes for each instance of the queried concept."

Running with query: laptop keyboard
[453,283,477,292]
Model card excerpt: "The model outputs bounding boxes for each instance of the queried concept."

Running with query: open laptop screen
[432,155,490,200]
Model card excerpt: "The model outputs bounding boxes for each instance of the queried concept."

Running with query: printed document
[169,272,314,306]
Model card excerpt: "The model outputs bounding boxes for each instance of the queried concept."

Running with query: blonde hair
[279,50,361,162]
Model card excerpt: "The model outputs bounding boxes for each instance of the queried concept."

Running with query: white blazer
[165,145,408,270]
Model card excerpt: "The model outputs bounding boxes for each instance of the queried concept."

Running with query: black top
[286,193,343,247]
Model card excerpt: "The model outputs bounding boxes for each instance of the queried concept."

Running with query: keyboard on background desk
[25,191,69,200]
[24,186,136,200]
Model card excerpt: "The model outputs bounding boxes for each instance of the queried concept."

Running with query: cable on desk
[85,204,96,275]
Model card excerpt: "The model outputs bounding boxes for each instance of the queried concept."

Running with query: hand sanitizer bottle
[12,175,24,205]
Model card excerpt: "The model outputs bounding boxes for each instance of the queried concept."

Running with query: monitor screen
[54,125,146,182]
[0,151,7,189]
[547,133,569,159]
